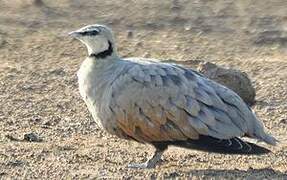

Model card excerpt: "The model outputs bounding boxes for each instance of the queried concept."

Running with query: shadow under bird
[69,24,277,168]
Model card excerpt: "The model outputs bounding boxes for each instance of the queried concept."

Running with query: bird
[69,24,277,168]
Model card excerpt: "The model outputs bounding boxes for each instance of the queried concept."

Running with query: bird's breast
[77,58,127,135]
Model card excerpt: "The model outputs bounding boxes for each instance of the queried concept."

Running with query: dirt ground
[0,0,287,179]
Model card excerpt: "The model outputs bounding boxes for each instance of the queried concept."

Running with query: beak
[68,31,80,38]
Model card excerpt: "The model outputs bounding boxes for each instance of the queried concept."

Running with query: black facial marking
[89,41,113,59]
[80,29,99,36]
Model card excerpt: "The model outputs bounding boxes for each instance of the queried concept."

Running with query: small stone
[31,116,42,123]
[253,30,287,46]
[127,30,133,38]
[165,171,181,178]
[162,34,168,38]
[33,0,44,6]
[146,21,157,28]
[23,132,43,142]
[171,0,181,10]
[7,160,25,167]
[150,174,157,180]
[184,24,192,31]
[143,52,150,58]
[279,119,287,124]
[49,68,66,76]
[0,36,6,48]
[135,41,143,47]
[0,172,7,176]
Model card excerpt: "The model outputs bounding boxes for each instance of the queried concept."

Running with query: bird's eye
[80,30,99,36]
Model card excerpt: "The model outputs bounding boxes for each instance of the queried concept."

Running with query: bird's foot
[127,159,163,169]
[127,149,164,169]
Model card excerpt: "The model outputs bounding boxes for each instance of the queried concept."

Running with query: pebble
[143,52,150,58]
[0,36,6,48]
[135,41,143,47]
[127,30,133,38]
[23,132,43,142]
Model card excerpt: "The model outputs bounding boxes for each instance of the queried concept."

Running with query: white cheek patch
[84,35,109,55]
[95,36,109,52]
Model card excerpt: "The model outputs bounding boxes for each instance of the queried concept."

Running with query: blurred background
[0,0,286,179]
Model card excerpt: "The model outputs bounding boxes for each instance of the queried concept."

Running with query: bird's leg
[128,143,167,169]
[127,149,164,169]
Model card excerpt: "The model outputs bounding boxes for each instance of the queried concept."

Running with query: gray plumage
[78,57,275,144]
[70,24,277,168]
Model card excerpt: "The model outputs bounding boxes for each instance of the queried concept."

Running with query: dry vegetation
[0,0,286,179]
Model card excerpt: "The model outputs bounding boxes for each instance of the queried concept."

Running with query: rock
[5,134,21,142]
[197,61,256,105]
[6,160,25,167]
[33,0,44,6]
[184,24,192,31]
[0,36,6,48]
[2,0,45,7]
[135,41,143,47]
[23,132,43,142]
[127,30,133,38]
[171,0,181,11]
[161,59,256,105]
[164,171,181,178]
[49,68,66,76]
[253,30,287,46]
[143,52,150,58]
[279,119,287,124]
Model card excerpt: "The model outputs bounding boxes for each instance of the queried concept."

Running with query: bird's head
[69,24,117,59]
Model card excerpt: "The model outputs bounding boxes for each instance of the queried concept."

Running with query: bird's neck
[89,41,118,60]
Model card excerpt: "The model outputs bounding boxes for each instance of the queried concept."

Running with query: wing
[108,59,276,144]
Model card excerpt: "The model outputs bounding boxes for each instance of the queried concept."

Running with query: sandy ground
[0,0,287,179]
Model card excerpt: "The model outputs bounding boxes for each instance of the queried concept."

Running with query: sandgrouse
[69,24,277,168]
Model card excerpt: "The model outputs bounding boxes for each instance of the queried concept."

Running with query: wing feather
[187,116,209,135]
[105,59,273,144]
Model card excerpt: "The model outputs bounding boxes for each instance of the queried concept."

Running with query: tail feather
[171,135,271,155]
[260,133,278,146]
